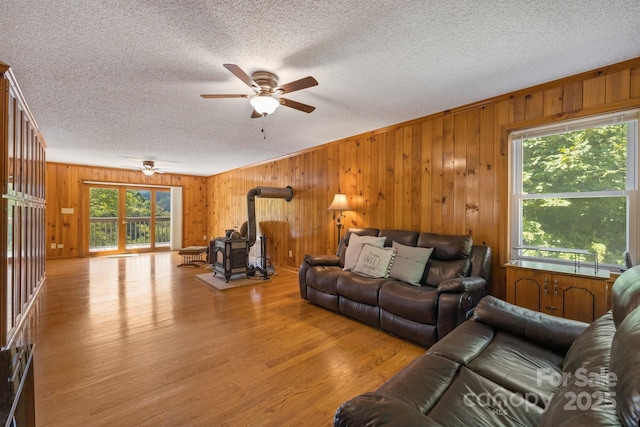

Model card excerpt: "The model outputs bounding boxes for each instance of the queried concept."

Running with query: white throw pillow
[353,244,397,278]
[343,234,387,271]
[388,241,434,285]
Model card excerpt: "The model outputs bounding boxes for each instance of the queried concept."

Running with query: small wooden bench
[177,246,208,267]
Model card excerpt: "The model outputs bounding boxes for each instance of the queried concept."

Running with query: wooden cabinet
[505,263,611,323]
[0,344,35,426]
[1,63,46,347]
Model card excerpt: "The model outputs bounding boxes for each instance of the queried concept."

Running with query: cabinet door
[507,269,544,312]
[558,276,608,323]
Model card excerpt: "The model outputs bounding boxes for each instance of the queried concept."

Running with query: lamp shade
[327,193,352,211]
[250,95,280,115]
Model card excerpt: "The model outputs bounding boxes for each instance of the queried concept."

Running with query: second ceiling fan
[201,64,318,117]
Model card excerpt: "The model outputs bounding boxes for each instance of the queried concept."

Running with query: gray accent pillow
[353,244,397,278]
[343,234,386,271]
[389,241,433,285]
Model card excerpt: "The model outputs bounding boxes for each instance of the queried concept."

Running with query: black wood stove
[209,186,293,283]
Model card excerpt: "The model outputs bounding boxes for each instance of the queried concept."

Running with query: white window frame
[510,110,639,270]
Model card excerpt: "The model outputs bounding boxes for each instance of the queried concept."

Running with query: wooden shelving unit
[1,62,46,347]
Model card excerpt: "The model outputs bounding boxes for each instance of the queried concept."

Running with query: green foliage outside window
[521,124,628,265]
[88,188,171,248]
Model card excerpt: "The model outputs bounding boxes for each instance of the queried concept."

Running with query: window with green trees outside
[511,110,639,268]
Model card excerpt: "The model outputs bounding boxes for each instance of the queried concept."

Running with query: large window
[511,111,639,269]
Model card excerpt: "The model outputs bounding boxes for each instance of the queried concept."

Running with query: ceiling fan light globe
[142,168,155,176]
[250,95,280,115]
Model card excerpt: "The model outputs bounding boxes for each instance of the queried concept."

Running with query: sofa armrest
[299,254,341,300]
[303,254,341,266]
[436,281,488,340]
[472,295,588,354]
[437,276,486,294]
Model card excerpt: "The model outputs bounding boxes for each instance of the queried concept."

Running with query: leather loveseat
[334,265,640,426]
[298,228,492,347]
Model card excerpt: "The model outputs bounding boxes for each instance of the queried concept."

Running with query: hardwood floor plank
[25,252,424,426]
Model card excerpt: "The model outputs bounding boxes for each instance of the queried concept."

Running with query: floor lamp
[327,193,352,244]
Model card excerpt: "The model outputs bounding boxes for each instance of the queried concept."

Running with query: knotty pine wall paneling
[208,57,640,299]
[45,163,208,259]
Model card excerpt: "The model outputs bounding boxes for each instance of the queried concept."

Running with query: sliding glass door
[87,185,171,254]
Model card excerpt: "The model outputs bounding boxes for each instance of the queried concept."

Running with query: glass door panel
[88,187,119,253]
[125,189,151,250]
[155,190,171,247]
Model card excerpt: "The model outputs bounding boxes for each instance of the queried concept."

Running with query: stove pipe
[246,186,293,247]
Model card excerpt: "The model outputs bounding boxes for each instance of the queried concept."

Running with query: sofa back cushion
[379,229,419,247]
[611,264,640,328]
[472,296,587,354]
[423,258,471,286]
[610,305,640,426]
[417,232,472,260]
[562,312,616,374]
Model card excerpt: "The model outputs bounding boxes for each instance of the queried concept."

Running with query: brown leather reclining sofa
[334,265,640,426]
[298,228,492,347]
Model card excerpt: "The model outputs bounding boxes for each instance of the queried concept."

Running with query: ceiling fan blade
[276,76,318,94]
[223,64,260,92]
[251,109,262,119]
[200,94,250,99]
[280,98,316,113]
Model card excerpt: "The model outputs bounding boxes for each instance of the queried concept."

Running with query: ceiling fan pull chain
[262,114,267,140]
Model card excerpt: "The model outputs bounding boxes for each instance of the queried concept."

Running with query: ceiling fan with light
[121,160,168,176]
[201,64,318,117]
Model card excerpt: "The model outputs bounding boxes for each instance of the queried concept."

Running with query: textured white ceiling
[1,0,640,176]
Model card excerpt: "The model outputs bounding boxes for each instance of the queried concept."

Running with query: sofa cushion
[539,312,620,426]
[429,314,563,409]
[353,244,396,278]
[343,234,386,271]
[563,311,616,374]
[610,305,640,426]
[337,271,386,306]
[610,264,640,328]
[378,281,438,324]
[379,311,438,347]
[389,242,433,285]
[426,366,543,426]
[417,232,472,260]
[424,258,470,286]
[467,331,565,409]
[378,229,419,247]
[473,296,588,354]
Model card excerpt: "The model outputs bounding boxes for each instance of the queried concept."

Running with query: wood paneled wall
[208,57,640,298]
[45,163,208,258]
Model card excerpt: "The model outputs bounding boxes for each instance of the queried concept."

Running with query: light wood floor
[24,252,424,427]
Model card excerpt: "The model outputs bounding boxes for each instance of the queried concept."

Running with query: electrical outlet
[57,244,64,249]
[203,235,207,240]
[50,243,56,249]
[289,250,293,257]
